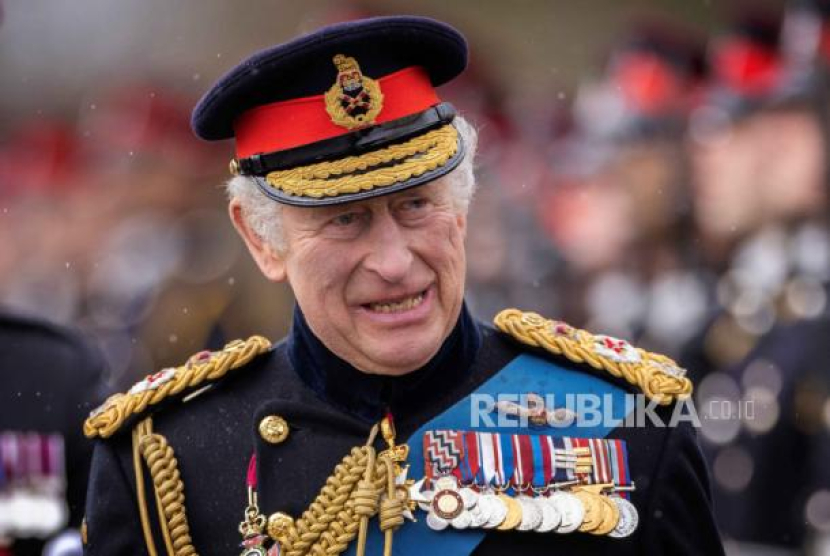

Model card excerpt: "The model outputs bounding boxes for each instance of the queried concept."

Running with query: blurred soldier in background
[541,23,709,357]
[682,5,830,554]
[682,8,830,379]
[0,312,106,556]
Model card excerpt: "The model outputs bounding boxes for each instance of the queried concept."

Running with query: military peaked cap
[192,16,468,206]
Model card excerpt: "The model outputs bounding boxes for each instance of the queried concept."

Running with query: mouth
[362,289,428,314]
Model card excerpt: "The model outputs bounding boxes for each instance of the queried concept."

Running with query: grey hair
[225,115,478,252]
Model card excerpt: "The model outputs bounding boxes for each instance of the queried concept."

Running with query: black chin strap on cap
[236,102,457,176]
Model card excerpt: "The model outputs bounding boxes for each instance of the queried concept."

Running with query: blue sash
[346,353,633,556]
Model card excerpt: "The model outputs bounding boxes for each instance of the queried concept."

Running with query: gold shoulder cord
[113,335,403,556]
[133,418,197,556]
[85,336,272,439]
[494,308,693,405]
[130,414,404,556]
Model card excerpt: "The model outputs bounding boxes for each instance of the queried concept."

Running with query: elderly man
[82,16,723,556]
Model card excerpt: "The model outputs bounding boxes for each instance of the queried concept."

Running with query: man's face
[240,179,468,376]
[688,118,761,240]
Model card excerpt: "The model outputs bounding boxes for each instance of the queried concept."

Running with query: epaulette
[494,309,692,405]
[84,336,272,439]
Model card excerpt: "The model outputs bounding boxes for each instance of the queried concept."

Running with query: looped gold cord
[378,457,403,556]
[275,424,407,556]
[85,336,272,439]
[132,418,198,556]
[494,308,693,405]
[265,125,458,198]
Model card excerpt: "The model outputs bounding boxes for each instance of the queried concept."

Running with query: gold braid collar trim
[84,336,272,439]
[264,124,458,199]
[493,309,693,405]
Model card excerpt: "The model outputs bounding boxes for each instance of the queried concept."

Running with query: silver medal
[434,476,459,491]
[426,512,449,531]
[481,493,507,529]
[468,498,490,528]
[451,510,473,530]
[608,496,639,538]
[534,497,562,533]
[458,487,479,509]
[516,496,543,531]
[549,491,584,534]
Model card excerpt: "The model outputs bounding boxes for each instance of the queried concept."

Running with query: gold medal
[574,491,602,532]
[590,495,620,535]
[496,495,523,531]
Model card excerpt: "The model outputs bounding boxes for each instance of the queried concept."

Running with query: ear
[228,199,287,282]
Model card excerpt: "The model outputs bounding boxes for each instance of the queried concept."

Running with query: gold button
[267,511,295,543]
[81,517,88,545]
[229,158,240,176]
[259,415,289,444]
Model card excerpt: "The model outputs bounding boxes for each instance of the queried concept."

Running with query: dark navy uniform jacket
[84,306,724,555]
[1,311,106,556]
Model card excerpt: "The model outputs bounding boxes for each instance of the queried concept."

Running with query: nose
[361,210,413,283]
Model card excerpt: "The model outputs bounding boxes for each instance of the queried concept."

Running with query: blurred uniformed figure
[682,8,830,379]
[83,16,722,556]
[542,23,709,357]
[681,5,830,554]
[0,312,106,556]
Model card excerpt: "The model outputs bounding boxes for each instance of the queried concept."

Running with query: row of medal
[0,432,68,538]
[411,431,638,538]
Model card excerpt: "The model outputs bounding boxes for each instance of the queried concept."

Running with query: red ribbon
[246,453,257,489]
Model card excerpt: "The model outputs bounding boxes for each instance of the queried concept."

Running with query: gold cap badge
[324,54,384,129]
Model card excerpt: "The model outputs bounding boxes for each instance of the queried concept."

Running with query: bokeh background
[3,1,830,554]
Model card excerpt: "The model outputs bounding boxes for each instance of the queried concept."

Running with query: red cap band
[233,66,440,158]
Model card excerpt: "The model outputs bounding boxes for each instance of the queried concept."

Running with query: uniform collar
[287,302,481,422]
